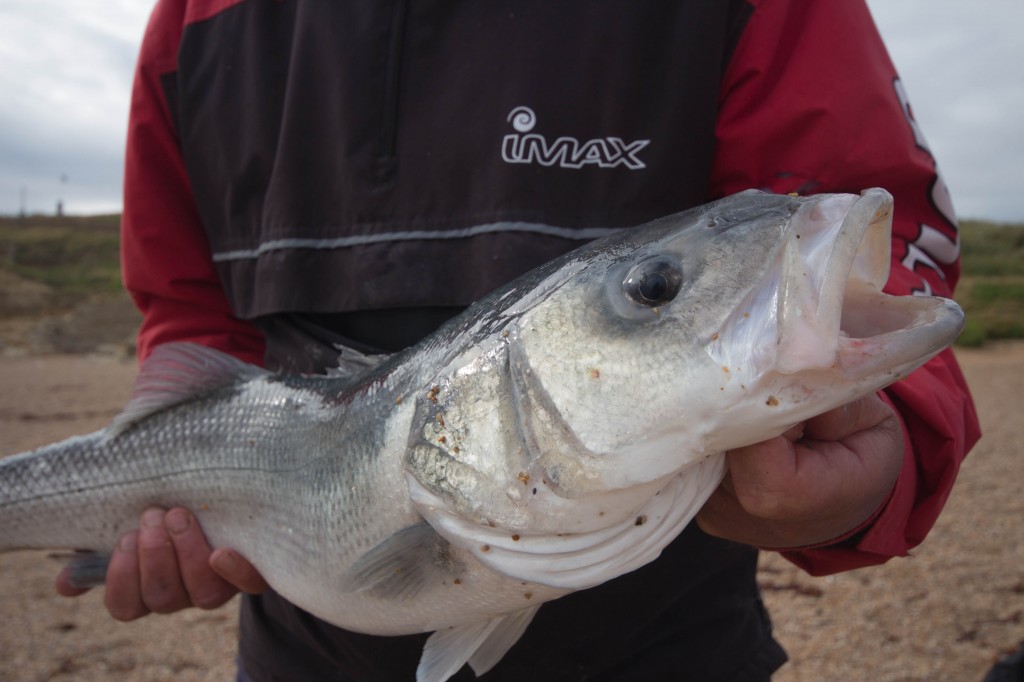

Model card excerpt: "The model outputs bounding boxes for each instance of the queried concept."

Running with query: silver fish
[0,189,962,681]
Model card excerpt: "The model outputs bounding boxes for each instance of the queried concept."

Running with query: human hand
[696,393,904,549]
[55,506,269,621]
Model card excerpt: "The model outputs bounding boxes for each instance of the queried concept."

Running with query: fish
[0,188,963,681]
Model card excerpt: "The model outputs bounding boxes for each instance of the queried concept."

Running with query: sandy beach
[0,344,1020,681]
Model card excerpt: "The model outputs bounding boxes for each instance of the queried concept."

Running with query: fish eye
[623,258,683,307]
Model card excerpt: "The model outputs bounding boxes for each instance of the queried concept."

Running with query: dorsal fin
[325,343,389,382]
[106,342,268,439]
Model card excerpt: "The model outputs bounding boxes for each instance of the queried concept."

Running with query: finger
[698,491,787,547]
[725,433,899,536]
[728,399,901,517]
[210,548,270,595]
[103,529,149,621]
[164,507,237,609]
[780,422,806,442]
[701,440,872,548]
[696,471,746,537]
[728,435,877,521]
[137,507,190,614]
[796,396,903,515]
[803,393,893,441]
[724,435,805,519]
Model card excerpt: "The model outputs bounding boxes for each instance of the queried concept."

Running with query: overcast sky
[1,1,1021,221]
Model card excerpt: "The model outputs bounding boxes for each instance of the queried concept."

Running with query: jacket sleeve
[709,0,981,575]
[121,0,265,365]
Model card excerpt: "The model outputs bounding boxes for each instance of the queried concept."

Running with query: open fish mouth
[722,188,964,383]
[776,189,963,379]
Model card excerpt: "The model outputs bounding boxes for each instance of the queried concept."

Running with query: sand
[0,345,1021,681]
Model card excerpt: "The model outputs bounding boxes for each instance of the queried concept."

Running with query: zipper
[375,0,408,183]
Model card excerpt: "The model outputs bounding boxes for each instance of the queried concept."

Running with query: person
[56,1,980,679]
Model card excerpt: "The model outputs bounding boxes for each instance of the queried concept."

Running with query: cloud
[0,1,1022,221]
[0,0,149,214]
[866,0,1024,221]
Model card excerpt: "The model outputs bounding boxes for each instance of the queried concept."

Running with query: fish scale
[0,189,964,682]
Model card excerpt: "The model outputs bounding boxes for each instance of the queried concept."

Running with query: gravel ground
[0,345,1020,681]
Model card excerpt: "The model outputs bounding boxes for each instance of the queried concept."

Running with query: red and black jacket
[121,1,979,679]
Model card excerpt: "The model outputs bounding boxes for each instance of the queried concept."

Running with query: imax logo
[501,106,650,170]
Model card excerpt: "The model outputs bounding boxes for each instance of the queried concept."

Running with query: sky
[0,1,1022,222]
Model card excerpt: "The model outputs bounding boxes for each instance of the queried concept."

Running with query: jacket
[120,0,980,679]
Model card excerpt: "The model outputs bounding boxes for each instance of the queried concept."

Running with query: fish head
[509,188,963,494]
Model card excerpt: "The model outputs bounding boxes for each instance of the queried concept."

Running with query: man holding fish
[47,1,978,680]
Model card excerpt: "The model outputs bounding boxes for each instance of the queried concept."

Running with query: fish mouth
[773,188,964,381]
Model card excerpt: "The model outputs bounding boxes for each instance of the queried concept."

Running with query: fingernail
[118,530,138,553]
[165,509,191,535]
[141,508,165,529]
[782,423,805,441]
[211,549,238,574]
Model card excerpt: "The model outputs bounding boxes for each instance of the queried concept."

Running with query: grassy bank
[957,220,1024,346]
[0,214,122,311]
[1,213,1022,346]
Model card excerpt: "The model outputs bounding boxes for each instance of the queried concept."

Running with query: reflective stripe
[211,221,622,262]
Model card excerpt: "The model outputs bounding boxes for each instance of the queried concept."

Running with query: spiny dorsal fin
[106,342,268,439]
[325,343,389,382]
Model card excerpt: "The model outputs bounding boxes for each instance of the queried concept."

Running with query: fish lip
[774,189,887,373]
[835,294,964,380]
[776,188,963,380]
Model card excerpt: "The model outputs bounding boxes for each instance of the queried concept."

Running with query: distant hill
[957,220,1024,346]
[1,214,1022,347]
[0,214,122,304]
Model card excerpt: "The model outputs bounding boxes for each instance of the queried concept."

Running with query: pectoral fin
[341,523,463,601]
